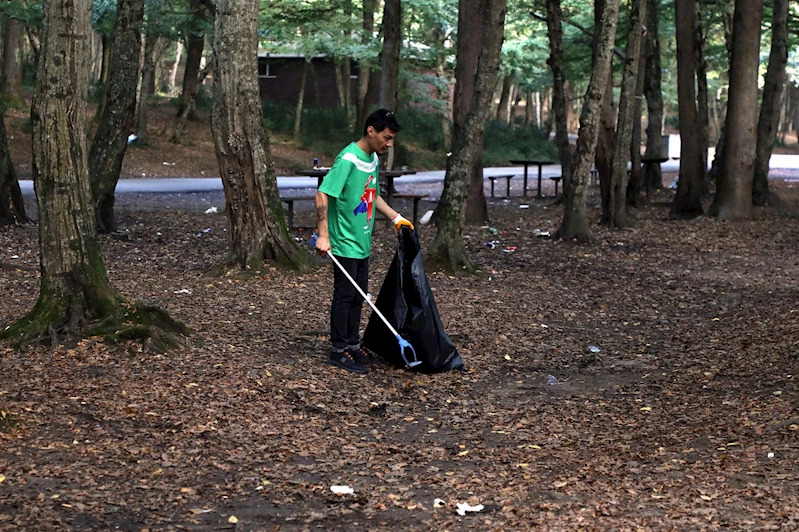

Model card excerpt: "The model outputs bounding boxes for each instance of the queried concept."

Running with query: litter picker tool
[327,251,421,368]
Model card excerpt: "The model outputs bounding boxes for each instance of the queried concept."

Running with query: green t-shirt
[318,143,380,259]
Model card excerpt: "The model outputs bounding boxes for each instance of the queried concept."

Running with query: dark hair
[363,108,402,136]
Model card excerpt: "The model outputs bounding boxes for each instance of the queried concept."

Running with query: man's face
[368,127,396,155]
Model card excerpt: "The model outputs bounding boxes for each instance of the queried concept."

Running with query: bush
[482,120,558,166]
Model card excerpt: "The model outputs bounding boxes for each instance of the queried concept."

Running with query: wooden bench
[281,195,316,230]
[391,193,429,224]
[549,176,563,196]
[487,174,515,197]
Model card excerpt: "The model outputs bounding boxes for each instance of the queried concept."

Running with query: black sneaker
[347,346,385,367]
[326,350,368,374]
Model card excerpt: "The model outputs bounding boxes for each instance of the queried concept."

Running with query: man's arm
[375,196,414,230]
[314,191,331,255]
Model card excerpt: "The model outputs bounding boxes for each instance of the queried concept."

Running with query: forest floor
[1,105,799,530]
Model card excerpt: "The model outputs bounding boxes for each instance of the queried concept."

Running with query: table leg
[536,164,544,199]
[386,176,394,206]
[522,165,529,198]
[317,176,323,189]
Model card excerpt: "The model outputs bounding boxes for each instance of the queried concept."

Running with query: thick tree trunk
[752,0,788,207]
[0,112,28,224]
[694,0,710,192]
[211,0,308,271]
[454,0,488,225]
[671,0,705,219]
[545,0,572,192]
[608,0,646,228]
[496,74,513,124]
[643,0,664,195]
[89,0,146,233]
[1,17,25,105]
[594,0,616,224]
[1,0,187,349]
[293,61,308,141]
[177,11,205,121]
[172,63,209,143]
[169,40,183,92]
[96,34,112,118]
[555,0,620,242]
[708,0,763,221]
[356,0,377,130]
[136,31,157,142]
[427,0,506,272]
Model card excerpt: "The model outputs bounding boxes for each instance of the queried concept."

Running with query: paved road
[16,155,799,194]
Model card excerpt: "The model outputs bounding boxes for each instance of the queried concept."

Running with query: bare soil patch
[1,182,798,530]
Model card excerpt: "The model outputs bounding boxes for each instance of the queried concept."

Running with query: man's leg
[329,256,367,373]
[345,257,369,348]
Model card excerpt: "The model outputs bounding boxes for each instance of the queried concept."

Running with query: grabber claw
[396,335,421,368]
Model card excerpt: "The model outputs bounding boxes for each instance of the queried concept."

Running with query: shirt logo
[353,174,377,229]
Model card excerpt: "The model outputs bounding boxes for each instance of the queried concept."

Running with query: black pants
[331,255,369,352]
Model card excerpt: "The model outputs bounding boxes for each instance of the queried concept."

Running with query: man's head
[362,108,402,156]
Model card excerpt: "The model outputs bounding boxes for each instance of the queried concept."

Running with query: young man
[314,109,413,374]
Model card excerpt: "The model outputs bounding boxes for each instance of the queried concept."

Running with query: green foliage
[482,120,558,166]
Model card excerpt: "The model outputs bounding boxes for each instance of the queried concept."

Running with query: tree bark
[96,34,112,118]
[555,0,620,242]
[643,0,663,195]
[545,0,573,192]
[694,0,710,192]
[169,39,183,92]
[427,0,506,272]
[0,111,28,224]
[608,0,646,228]
[89,0,146,233]
[708,0,763,221]
[1,16,25,105]
[593,0,616,224]
[211,0,308,272]
[671,0,705,219]
[496,74,513,124]
[1,0,187,349]
[379,0,401,112]
[752,0,788,207]
[293,61,308,141]
[135,31,157,142]
[356,0,377,130]
[454,0,488,225]
[177,1,207,120]
[627,33,647,208]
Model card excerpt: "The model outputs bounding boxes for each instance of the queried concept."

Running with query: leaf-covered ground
[1,182,798,531]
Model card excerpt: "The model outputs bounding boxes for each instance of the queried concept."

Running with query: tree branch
[531,11,627,61]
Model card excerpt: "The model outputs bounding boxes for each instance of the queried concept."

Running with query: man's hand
[315,235,331,256]
[391,213,414,231]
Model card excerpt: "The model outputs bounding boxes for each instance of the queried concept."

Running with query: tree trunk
[293,61,308,141]
[694,0,710,193]
[169,39,183,92]
[136,31,157,142]
[1,16,25,105]
[379,0,401,112]
[496,74,513,124]
[211,0,308,271]
[555,0,620,242]
[427,0,506,272]
[380,0,401,170]
[96,34,112,118]
[545,0,573,192]
[594,0,616,225]
[89,0,146,233]
[172,62,209,143]
[671,0,705,219]
[627,33,647,208]
[752,0,788,207]
[643,0,663,195]
[1,0,187,349]
[356,0,377,130]
[0,111,28,224]
[708,0,763,221]
[177,0,206,121]
[608,0,646,228]
[454,0,488,225]
[707,0,735,185]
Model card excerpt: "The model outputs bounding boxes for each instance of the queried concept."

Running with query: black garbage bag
[363,227,463,373]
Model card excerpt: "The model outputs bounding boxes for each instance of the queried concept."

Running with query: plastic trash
[485,241,495,249]
[456,502,484,516]
[330,485,354,495]
[547,375,558,385]
[534,229,550,238]
[126,134,137,145]
[502,247,516,253]
[308,232,318,247]
[433,498,446,508]
[519,204,529,209]
[204,206,218,214]
[420,209,434,225]
[587,345,601,353]
[488,228,499,235]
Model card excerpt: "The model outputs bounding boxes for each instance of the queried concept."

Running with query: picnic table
[509,158,555,199]
[641,156,669,200]
[296,168,415,206]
